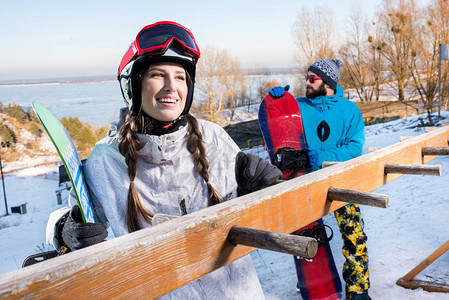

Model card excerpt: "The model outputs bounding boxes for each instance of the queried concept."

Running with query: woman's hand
[58,206,108,251]
[235,152,283,196]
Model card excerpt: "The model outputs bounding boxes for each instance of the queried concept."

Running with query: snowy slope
[0,110,448,299]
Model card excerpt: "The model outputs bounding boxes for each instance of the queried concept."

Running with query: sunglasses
[118,21,201,77]
[305,75,322,84]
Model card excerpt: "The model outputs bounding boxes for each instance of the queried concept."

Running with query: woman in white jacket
[47,21,282,299]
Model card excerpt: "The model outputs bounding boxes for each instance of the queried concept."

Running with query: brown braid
[186,114,222,206]
[118,113,153,232]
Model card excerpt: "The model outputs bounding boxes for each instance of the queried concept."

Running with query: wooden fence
[1,126,448,299]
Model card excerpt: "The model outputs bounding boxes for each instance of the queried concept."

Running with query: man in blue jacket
[270,59,370,300]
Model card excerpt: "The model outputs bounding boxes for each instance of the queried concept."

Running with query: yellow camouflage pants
[334,203,370,299]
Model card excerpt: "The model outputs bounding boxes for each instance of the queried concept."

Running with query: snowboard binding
[22,246,69,268]
[22,250,59,267]
[297,223,333,248]
[295,223,334,261]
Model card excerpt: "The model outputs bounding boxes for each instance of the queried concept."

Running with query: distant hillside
[0,103,108,168]
[0,112,58,165]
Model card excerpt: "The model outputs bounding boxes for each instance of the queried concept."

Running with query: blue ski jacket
[296,85,365,168]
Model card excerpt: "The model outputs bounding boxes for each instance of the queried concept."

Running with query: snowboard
[258,91,342,300]
[32,102,96,223]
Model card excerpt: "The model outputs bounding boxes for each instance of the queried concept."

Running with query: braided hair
[119,63,221,232]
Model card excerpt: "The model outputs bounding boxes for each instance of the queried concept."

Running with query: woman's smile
[141,62,188,122]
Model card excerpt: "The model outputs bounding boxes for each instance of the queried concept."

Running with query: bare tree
[405,2,439,119]
[244,72,258,112]
[196,46,243,122]
[245,64,269,112]
[223,56,245,121]
[376,0,420,101]
[367,23,387,101]
[257,79,282,102]
[339,6,376,101]
[291,75,306,98]
[410,0,449,117]
[291,6,337,69]
[431,0,449,110]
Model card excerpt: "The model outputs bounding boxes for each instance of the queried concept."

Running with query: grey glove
[235,152,283,196]
[58,206,108,251]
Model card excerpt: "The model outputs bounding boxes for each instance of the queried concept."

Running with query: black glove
[273,147,311,171]
[58,206,108,251]
[235,152,283,196]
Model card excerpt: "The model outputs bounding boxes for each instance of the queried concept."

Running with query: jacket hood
[108,107,129,139]
[335,85,344,97]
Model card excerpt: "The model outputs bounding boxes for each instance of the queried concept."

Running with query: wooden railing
[1,126,448,299]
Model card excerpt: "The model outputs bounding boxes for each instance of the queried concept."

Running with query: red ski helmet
[118,21,201,116]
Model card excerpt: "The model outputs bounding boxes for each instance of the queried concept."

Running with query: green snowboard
[32,102,96,223]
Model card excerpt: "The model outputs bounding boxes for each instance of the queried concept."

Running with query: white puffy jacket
[47,109,264,299]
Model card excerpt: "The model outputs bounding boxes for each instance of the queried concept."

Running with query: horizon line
[0,67,300,86]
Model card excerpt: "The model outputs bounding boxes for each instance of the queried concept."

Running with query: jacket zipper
[321,98,325,151]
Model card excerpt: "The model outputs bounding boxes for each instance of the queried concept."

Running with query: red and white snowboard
[259,91,342,300]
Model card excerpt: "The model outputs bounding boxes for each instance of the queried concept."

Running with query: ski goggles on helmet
[118,21,200,78]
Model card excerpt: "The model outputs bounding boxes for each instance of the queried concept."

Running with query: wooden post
[228,226,318,259]
[384,164,441,176]
[422,147,449,156]
[327,187,389,208]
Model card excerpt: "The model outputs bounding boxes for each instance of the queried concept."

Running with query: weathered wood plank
[1,126,449,299]
[154,214,318,258]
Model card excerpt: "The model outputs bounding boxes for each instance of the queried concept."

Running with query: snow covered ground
[252,112,449,299]
[0,110,448,299]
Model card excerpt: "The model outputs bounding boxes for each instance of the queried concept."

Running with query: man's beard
[306,82,327,99]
